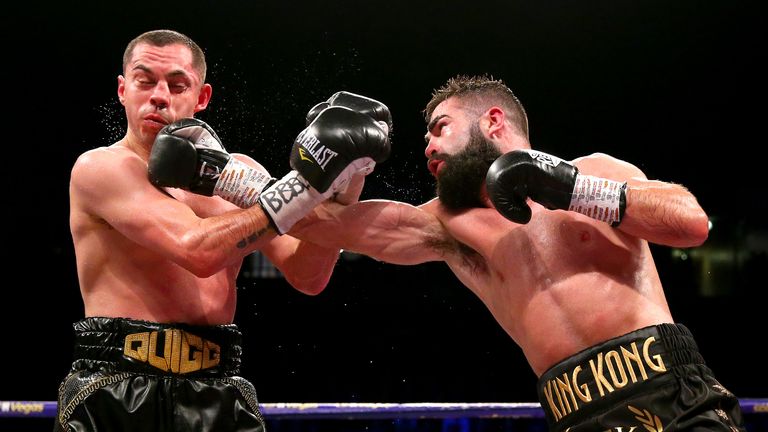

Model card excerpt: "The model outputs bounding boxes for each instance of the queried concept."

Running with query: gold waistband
[536,324,701,425]
[123,328,221,374]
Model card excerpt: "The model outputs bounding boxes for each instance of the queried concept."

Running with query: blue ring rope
[1,400,767,419]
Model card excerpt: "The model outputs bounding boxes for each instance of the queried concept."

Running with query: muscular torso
[427,200,672,377]
[285,153,692,376]
[70,146,240,325]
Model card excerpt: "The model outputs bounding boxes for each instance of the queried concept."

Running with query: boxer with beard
[433,123,501,210]
[290,74,745,431]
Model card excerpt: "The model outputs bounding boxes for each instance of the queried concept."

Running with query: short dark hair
[424,74,528,138]
[123,29,207,82]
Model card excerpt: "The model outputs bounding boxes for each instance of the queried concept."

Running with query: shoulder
[73,145,127,168]
[70,145,146,196]
[571,152,647,180]
[72,146,142,176]
[417,197,441,213]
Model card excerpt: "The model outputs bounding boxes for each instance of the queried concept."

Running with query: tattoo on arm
[236,227,270,249]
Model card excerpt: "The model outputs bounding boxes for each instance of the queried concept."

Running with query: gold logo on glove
[123,329,220,374]
[299,148,313,163]
[296,129,338,170]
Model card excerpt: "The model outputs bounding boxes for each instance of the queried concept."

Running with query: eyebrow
[132,64,190,79]
[426,114,448,133]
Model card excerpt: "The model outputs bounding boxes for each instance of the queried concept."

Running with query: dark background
[3,0,767,429]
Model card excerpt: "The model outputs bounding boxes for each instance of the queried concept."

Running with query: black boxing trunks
[54,317,265,432]
[536,323,745,431]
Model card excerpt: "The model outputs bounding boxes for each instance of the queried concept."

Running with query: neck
[119,130,152,161]
[480,183,493,208]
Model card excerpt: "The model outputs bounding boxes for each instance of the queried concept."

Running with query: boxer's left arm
[486,150,709,247]
[222,107,390,293]
[573,153,710,248]
[225,153,342,294]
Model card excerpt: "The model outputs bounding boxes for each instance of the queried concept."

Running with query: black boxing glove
[148,118,274,208]
[486,149,626,226]
[306,91,392,131]
[306,91,392,205]
[259,106,391,234]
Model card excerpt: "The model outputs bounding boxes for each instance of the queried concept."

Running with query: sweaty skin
[70,42,340,325]
[290,97,708,376]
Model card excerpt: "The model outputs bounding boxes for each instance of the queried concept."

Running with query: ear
[117,75,126,105]
[194,83,213,113]
[485,106,505,139]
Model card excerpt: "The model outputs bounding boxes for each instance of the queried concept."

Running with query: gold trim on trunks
[123,329,221,374]
[542,335,667,423]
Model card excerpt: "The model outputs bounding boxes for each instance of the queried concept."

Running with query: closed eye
[169,83,189,93]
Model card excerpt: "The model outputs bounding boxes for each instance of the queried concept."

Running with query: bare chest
[441,208,641,299]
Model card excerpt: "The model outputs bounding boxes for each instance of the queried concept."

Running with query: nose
[424,134,438,159]
[150,81,170,110]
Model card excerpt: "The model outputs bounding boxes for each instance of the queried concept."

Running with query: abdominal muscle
[82,259,239,326]
[497,273,673,377]
[74,219,239,326]
[445,207,674,377]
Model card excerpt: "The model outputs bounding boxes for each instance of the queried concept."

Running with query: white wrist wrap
[569,174,627,226]
[259,170,324,234]
[213,158,274,209]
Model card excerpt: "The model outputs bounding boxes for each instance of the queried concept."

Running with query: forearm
[290,200,444,265]
[565,153,709,247]
[279,240,340,295]
[618,178,709,247]
[179,205,277,276]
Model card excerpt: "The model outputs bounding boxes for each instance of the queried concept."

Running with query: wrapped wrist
[569,175,627,226]
[213,158,274,208]
[258,170,324,234]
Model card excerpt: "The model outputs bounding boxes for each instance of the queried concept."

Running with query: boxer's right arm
[283,95,451,264]
[258,106,391,234]
[305,91,392,205]
[72,147,279,277]
[306,91,393,132]
[289,198,450,265]
[148,118,274,209]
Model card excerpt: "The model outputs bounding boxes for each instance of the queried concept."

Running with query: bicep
[258,234,341,295]
[572,152,646,181]
[71,152,201,260]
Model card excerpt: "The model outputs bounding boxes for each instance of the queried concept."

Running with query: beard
[434,125,502,210]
